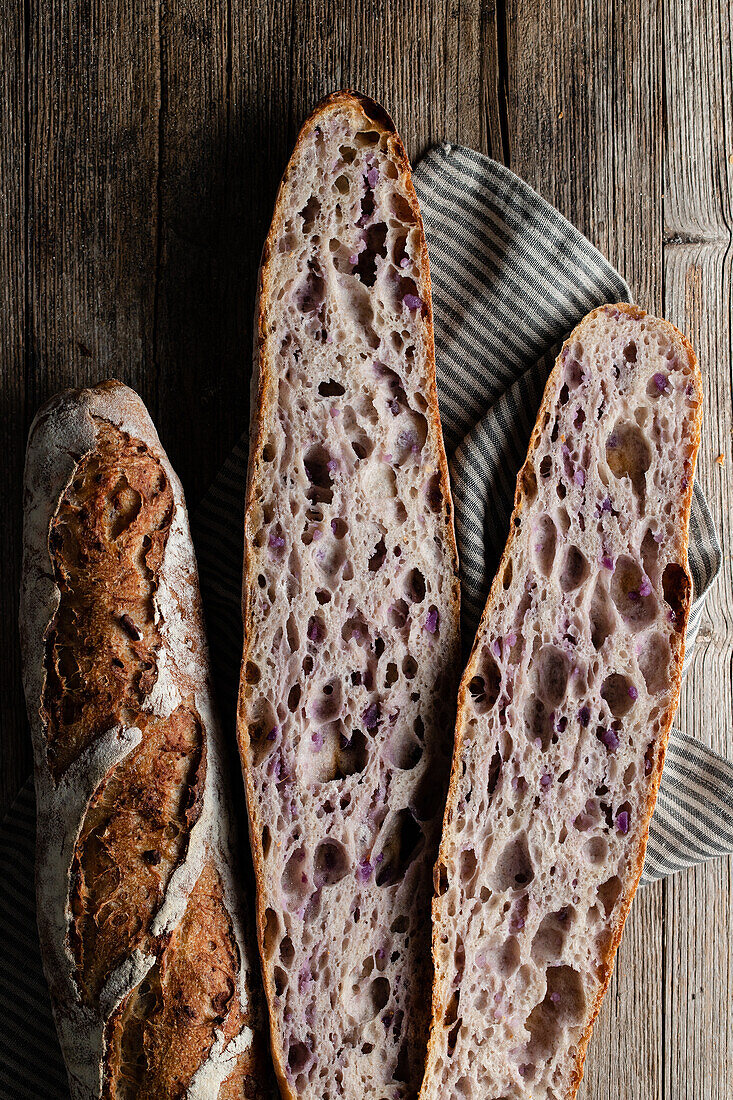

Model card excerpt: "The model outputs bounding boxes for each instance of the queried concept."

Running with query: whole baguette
[20,381,269,1100]
[238,92,461,1100]
[420,305,702,1099]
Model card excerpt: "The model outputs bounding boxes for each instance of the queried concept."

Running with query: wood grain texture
[663,0,733,1095]
[1,1,730,1097]
[0,0,28,814]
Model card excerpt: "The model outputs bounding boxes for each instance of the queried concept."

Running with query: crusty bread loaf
[419,305,702,1100]
[237,92,461,1100]
[20,381,270,1100]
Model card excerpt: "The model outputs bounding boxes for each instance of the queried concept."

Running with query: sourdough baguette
[237,92,461,1100]
[420,305,702,1100]
[20,381,269,1100]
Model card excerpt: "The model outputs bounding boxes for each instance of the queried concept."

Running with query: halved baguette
[420,305,702,1100]
[237,92,461,1100]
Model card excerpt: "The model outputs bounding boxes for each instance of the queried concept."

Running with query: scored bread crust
[20,381,269,1100]
[419,304,703,1100]
[238,91,460,1100]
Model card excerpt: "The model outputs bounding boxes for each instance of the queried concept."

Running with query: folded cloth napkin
[2,145,732,1099]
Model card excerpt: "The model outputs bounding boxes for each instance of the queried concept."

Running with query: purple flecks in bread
[239,93,460,1100]
[420,305,701,1100]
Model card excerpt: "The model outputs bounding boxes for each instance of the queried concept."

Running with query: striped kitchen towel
[1,144,731,1098]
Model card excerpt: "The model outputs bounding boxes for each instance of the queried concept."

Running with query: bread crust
[238,91,460,1100]
[420,304,703,1099]
[20,381,267,1099]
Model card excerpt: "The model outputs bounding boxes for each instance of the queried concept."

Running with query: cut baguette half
[419,304,702,1100]
[238,92,461,1100]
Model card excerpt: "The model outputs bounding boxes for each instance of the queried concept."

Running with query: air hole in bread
[299,196,321,232]
[296,262,325,314]
[661,562,690,632]
[426,472,443,513]
[525,967,586,1062]
[263,908,280,956]
[369,975,391,1014]
[606,420,652,499]
[318,378,346,397]
[560,545,589,592]
[245,661,261,685]
[310,679,342,722]
[389,190,415,223]
[369,538,387,571]
[487,748,502,797]
[248,698,279,765]
[565,357,584,388]
[287,1041,311,1074]
[638,633,671,694]
[385,729,423,770]
[611,556,656,630]
[534,645,570,707]
[531,910,571,965]
[469,648,501,717]
[402,655,418,679]
[598,876,623,917]
[288,684,302,713]
[404,568,426,603]
[304,444,334,505]
[601,673,636,717]
[459,848,478,889]
[281,848,309,908]
[491,833,534,893]
[354,222,388,287]
[389,600,409,629]
[524,697,553,751]
[534,514,558,576]
[589,579,614,650]
[314,840,349,887]
[641,526,661,577]
[584,835,608,864]
[375,809,424,886]
[519,463,538,505]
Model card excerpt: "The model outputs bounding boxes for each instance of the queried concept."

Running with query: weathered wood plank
[504,3,665,1097]
[663,0,733,1094]
[0,0,28,817]
[26,0,160,408]
[150,0,236,505]
[7,0,159,822]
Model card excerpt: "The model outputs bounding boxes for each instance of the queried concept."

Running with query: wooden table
[1,2,730,1096]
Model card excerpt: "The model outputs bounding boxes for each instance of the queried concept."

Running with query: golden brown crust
[238,90,460,1100]
[21,382,268,1099]
[43,419,174,777]
[103,862,241,1100]
[421,303,702,1100]
[69,704,206,1005]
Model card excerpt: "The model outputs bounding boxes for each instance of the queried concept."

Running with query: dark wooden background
[1,2,731,1096]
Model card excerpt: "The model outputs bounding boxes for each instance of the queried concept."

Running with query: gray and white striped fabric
[1,144,731,1097]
